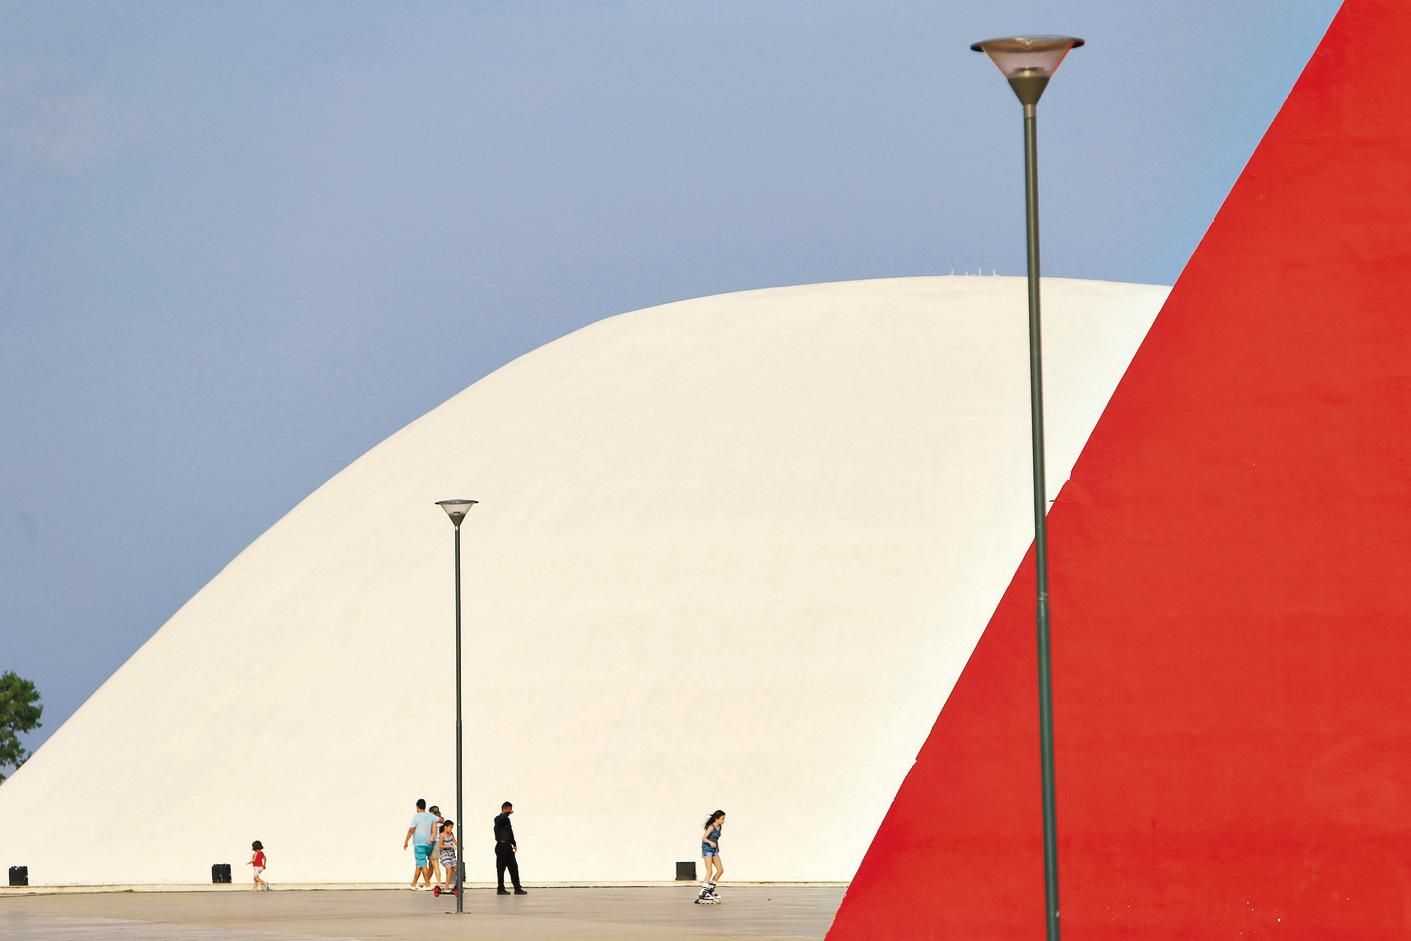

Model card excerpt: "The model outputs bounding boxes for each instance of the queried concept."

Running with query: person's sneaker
[513,888,529,895]
[497,889,511,895]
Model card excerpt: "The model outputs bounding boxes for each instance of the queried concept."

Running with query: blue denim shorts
[702,844,719,858]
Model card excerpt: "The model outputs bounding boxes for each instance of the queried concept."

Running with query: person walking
[247,840,269,892]
[493,801,527,895]
[694,810,726,904]
[437,819,459,893]
[403,798,437,889]
[428,805,445,888]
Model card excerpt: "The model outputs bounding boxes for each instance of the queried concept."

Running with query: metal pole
[454,524,465,913]
[1023,102,1061,941]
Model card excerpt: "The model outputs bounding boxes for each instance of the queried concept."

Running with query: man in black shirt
[494,801,527,895]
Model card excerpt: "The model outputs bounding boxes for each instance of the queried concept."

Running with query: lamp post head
[970,35,1084,107]
[435,499,479,528]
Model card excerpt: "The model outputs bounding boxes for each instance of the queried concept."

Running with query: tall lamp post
[435,498,479,914]
[970,34,1083,941]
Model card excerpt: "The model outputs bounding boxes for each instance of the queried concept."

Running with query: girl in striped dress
[437,820,459,892]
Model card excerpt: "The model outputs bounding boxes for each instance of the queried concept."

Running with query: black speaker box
[8,866,28,887]
[675,860,697,881]
[211,863,232,884]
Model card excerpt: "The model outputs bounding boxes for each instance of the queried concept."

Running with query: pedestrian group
[404,797,527,895]
[244,798,725,904]
[398,798,725,903]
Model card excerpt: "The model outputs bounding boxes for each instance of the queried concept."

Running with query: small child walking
[437,819,459,892]
[248,840,269,891]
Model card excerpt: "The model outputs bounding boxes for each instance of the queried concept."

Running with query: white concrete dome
[0,276,1166,885]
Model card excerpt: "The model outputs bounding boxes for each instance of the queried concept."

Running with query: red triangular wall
[827,1,1411,936]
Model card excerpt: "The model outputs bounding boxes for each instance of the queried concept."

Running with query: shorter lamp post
[435,498,478,914]
[971,34,1083,941]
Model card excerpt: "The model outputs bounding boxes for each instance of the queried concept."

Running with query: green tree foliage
[0,671,43,782]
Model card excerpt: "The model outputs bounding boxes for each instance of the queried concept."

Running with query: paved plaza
[0,885,845,941]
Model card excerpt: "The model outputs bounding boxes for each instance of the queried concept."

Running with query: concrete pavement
[0,885,845,940]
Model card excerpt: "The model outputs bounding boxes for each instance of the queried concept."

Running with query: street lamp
[435,498,478,914]
[971,34,1083,941]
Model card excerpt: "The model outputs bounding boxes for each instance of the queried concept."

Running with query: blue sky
[1,0,1339,761]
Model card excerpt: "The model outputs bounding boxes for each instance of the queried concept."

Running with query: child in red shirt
[247,840,268,891]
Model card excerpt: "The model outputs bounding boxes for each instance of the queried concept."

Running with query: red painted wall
[827,1,1411,937]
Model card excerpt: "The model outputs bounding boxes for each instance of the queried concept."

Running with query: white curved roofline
[0,276,1168,885]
